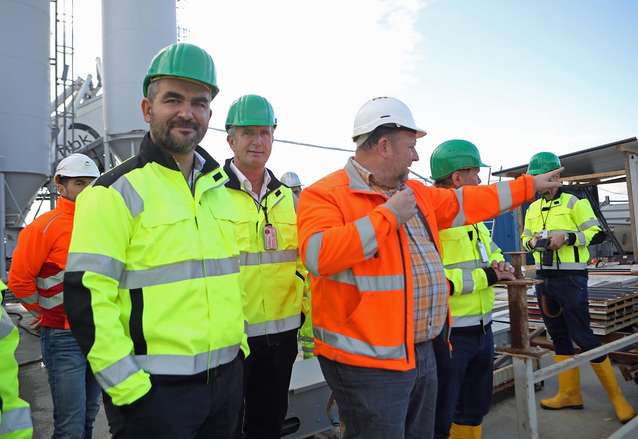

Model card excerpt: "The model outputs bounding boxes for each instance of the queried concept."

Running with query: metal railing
[509,332,638,438]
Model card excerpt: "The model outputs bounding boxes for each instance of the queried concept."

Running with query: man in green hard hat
[523,152,635,424]
[430,139,515,439]
[64,43,248,438]
[223,95,307,439]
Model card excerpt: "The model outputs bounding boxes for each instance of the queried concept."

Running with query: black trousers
[433,321,451,439]
[240,329,298,439]
[103,354,243,439]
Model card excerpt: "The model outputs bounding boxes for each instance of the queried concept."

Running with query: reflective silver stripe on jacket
[66,252,125,281]
[246,314,301,337]
[305,232,323,276]
[36,271,65,290]
[355,215,378,258]
[461,269,475,294]
[67,253,239,289]
[0,309,16,339]
[135,344,240,375]
[328,269,404,292]
[120,257,239,289]
[536,262,587,270]
[94,354,142,389]
[489,240,499,253]
[496,181,513,212]
[452,312,493,328]
[39,292,64,309]
[445,260,488,270]
[0,406,33,435]
[314,326,405,360]
[239,249,298,266]
[18,292,39,305]
[566,195,578,209]
[112,176,144,217]
[578,219,600,231]
[95,344,241,390]
[451,189,466,227]
[575,231,586,246]
[522,228,533,237]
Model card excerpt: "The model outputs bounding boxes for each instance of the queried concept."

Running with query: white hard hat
[281,171,302,188]
[55,154,100,178]
[352,96,426,143]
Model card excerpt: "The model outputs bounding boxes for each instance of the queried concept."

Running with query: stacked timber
[527,283,638,335]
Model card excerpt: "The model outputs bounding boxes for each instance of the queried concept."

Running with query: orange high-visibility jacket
[9,196,76,329]
[297,160,536,371]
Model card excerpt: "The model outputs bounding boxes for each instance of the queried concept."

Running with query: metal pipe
[513,357,539,439]
[607,413,638,439]
[507,282,531,350]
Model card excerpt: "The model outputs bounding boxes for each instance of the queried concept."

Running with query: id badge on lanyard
[264,223,278,250]
[477,240,489,263]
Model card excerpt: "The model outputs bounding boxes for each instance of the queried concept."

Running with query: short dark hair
[434,175,454,188]
[357,124,416,150]
[56,176,71,185]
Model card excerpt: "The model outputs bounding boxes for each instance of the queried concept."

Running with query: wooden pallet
[526,287,638,335]
[528,315,638,335]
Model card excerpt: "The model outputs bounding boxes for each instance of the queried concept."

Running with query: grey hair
[147,81,160,101]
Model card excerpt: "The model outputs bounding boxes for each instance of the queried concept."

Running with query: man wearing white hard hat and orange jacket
[297,96,563,438]
[9,153,101,439]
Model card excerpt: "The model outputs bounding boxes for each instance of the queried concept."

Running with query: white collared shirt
[187,151,206,189]
[229,160,271,204]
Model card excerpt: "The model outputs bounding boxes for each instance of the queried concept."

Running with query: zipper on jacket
[191,172,213,383]
[397,230,409,363]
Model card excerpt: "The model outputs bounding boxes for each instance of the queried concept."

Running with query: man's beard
[151,118,205,154]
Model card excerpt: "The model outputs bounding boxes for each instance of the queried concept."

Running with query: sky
[72,0,638,197]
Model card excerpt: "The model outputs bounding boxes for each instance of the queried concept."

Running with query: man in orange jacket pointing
[9,153,101,439]
[297,96,562,439]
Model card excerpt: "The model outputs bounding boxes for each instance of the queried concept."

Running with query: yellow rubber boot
[450,423,482,439]
[540,355,584,410]
[591,357,636,423]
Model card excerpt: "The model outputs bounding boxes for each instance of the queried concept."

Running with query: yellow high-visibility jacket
[65,134,248,406]
[0,281,33,439]
[224,160,305,338]
[440,223,502,328]
[522,191,601,270]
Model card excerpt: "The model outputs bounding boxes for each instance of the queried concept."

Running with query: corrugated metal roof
[492,137,638,178]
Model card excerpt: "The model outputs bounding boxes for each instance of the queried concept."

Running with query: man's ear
[141,98,152,123]
[377,136,393,158]
[451,171,462,187]
[226,134,236,152]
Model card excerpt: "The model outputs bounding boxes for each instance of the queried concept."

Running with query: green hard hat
[527,151,561,175]
[143,43,219,99]
[430,139,488,180]
[225,95,277,131]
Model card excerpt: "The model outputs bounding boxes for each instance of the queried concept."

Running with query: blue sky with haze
[73,0,637,190]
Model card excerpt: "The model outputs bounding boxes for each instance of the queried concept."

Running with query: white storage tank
[101,0,177,161]
[0,0,50,228]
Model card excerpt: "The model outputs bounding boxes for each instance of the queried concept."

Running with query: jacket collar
[56,195,75,215]
[223,158,283,193]
[344,158,388,196]
[540,187,564,204]
[139,132,220,175]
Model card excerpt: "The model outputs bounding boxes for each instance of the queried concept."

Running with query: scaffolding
[46,0,75,207]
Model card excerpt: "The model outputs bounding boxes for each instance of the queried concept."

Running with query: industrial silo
[101,0,177,162]
[0,0,51,274]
